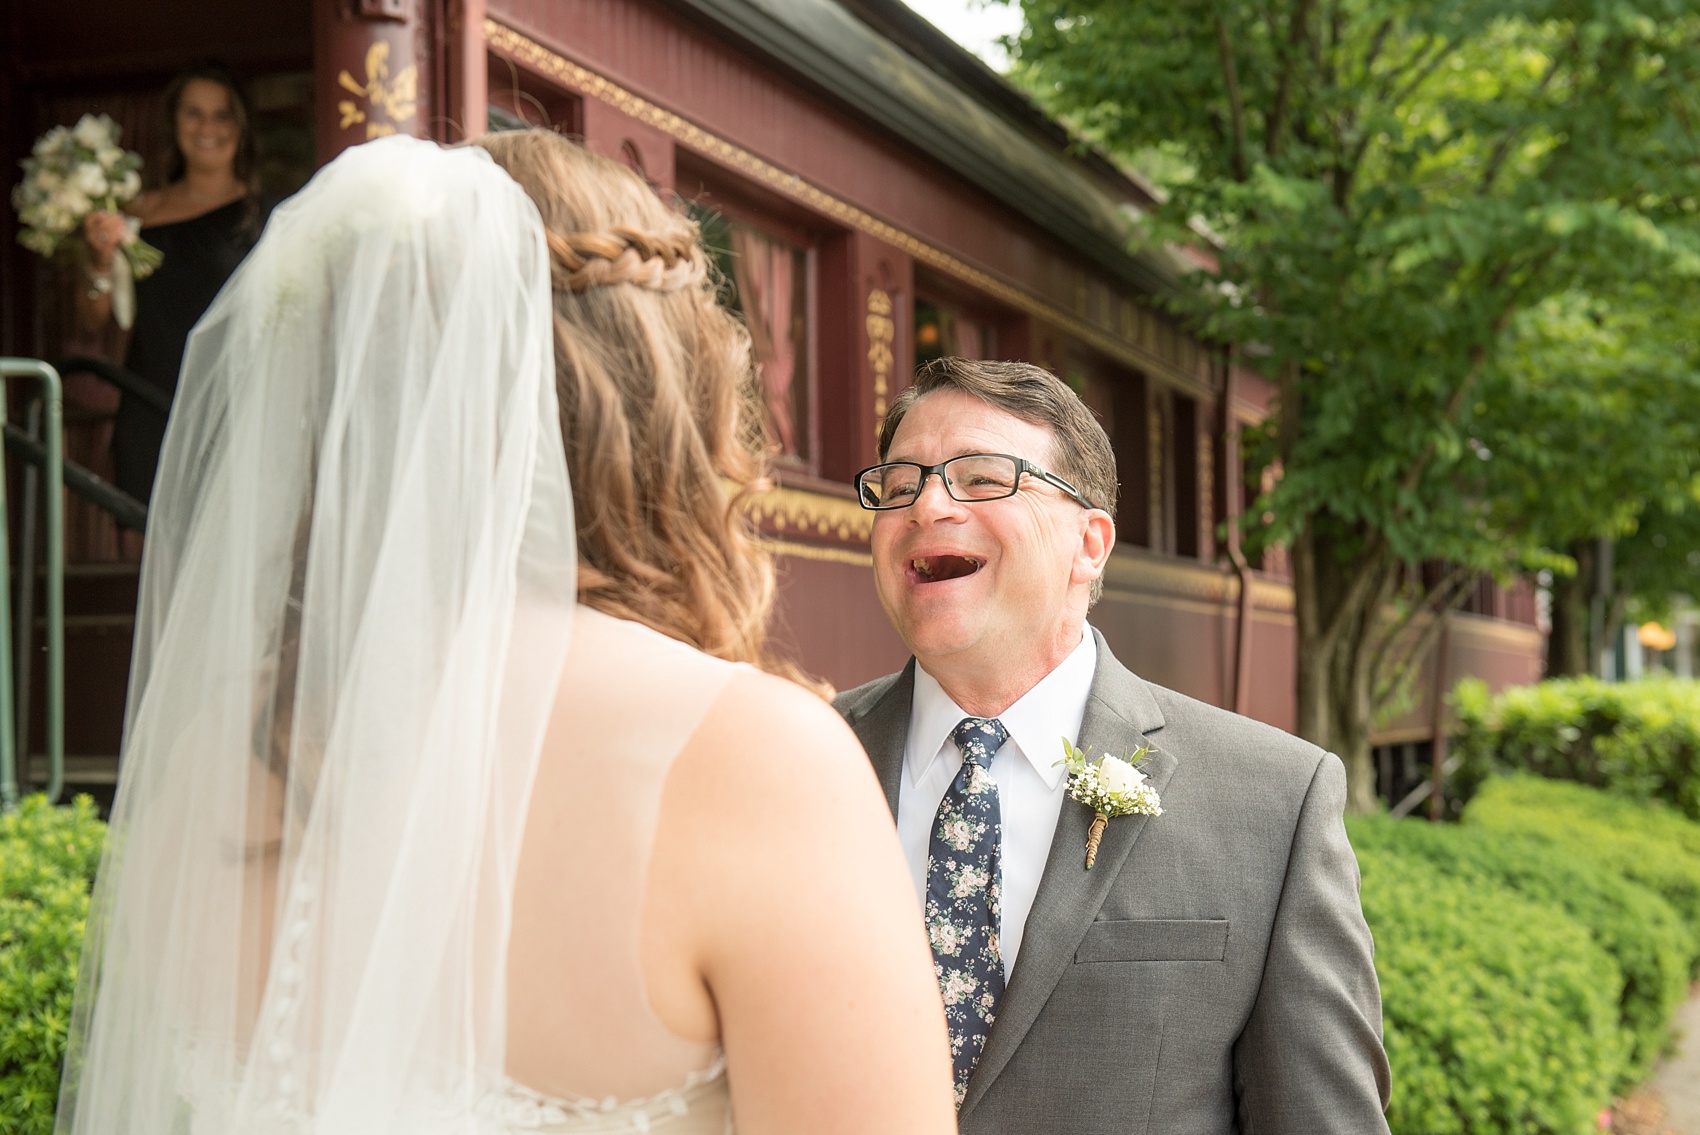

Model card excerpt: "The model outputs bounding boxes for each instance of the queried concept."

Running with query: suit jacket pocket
[1074,918,1229,962]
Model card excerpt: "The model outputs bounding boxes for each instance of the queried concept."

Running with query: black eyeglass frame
[854,452,1103,512]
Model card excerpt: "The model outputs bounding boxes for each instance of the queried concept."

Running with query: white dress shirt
[897,628,1098,979]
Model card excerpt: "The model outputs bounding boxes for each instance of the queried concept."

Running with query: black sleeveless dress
[114,198,260,506]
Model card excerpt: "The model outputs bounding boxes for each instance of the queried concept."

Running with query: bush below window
[0,796,104,1135]
[1454,676,1700,820]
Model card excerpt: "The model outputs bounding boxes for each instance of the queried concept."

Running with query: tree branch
[1349,554,1403,715]
[1318,529,1391,661]
[1392,251,1554,507]
[1360,16,1396,79]
[1266,0,1318,158]
[1478,43,1570,194]
[1370,565,1472,700]
[1218,15,1250,180]
[1373,35,1460,114]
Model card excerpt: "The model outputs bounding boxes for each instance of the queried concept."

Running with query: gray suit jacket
[834,630,1391,1135]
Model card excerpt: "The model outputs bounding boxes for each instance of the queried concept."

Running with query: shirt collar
[906,628,1099,791]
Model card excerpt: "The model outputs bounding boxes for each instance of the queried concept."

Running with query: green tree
[1480,287,1700,675]
[1008,0,1700,809]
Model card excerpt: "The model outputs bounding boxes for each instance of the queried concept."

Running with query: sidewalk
[1616,986,1700,1135]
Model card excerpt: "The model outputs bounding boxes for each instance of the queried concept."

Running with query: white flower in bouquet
[55,193,89,227]
[11,113,163,283]
[72,114,111,149]
[71,161,108,197]
[33,127,69,159]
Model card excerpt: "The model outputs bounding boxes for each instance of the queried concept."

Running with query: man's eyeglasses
[854,453,1101,512]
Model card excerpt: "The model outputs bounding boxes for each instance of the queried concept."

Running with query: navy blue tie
[925,716,1008,1106]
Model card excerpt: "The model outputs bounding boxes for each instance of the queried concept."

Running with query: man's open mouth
[909,555,985,583]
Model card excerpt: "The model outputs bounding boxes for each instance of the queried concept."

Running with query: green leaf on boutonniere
[1058,737,1162,868]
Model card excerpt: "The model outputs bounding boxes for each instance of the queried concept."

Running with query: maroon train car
[0,0,1543,799]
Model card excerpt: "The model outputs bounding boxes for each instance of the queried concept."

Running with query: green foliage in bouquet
[0,796,105,1135]
[1349,813,1691,1080]
[1354,840,1626,1135]
[1453,676,1700,820]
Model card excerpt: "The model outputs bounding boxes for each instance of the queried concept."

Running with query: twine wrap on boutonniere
[1057,737,1162,869]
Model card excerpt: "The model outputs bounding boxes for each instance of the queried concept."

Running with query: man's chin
[895,611,983,666]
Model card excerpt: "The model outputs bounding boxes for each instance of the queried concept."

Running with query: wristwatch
[86,266,114,300]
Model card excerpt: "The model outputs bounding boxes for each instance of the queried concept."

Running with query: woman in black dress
[80,61,265,507]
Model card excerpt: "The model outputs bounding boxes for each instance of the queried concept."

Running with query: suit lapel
[959,633,1176,1119]
[846,660,915,819]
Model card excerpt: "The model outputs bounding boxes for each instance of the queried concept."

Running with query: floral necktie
[926,716,1008,1106]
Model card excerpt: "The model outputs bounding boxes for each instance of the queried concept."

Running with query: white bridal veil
[56,136,577,1133]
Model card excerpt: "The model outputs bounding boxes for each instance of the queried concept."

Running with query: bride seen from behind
[54,129,954,1135]
[477,132,958,1131]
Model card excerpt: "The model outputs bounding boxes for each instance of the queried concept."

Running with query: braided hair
[475,129,811,688]
[545,225,708,293]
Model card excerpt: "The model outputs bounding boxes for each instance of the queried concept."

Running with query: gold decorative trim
[1098,585,1297,625]
[866,287,895,433]
[1102,554,1224,601]
[1099,552,1295,613]
[1370,725,1441,746]
[745,485,874,543]
[337,42,419,139]
[1448,611,1544,653]
[481,19,1205,392]
[760,537,874,567]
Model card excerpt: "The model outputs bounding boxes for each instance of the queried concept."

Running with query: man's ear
[1072,510,1115,587]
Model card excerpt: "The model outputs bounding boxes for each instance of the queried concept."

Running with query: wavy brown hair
[476,129,800,680]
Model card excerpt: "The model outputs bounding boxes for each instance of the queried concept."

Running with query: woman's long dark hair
[151,59,260,206]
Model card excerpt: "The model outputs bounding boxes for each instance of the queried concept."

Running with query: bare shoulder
[688,667,871,790]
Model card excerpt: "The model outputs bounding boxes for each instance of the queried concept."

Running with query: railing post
[16,397,41,778]
[0,359,65,807]
[0,376,15,811]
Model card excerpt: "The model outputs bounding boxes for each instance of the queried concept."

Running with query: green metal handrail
[0,359,64,809]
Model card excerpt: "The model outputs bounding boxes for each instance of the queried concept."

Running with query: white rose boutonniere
[1057,737,1162,869]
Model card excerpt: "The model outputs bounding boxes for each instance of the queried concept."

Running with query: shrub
[0,796,104,1135]
[1454,676,1700,819]
[1463,775,1700,961]
[1356,839,1627,1135]
[1348,813,1692,1079]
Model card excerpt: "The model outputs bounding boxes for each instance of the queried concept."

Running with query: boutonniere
[1057,737,1162,869]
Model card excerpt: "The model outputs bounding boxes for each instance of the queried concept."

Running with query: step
[13,562,139,764]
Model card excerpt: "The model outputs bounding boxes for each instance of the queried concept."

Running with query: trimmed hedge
[0,796,104,1135]
[1454,676,1700,820]
[1348,813,1691,1079]
[7,781,1700,1135]
[1353,837,1627,1135]
[1463,775,1700,959]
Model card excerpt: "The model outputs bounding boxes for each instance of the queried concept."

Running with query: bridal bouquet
[12,114,162,327]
